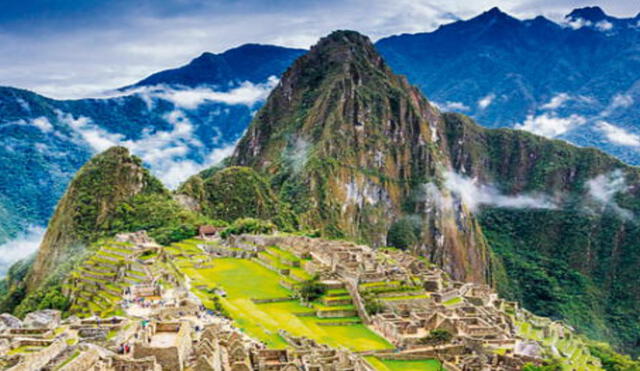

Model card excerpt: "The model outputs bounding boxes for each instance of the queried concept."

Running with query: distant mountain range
[377,6,640,165]
[0,6,638,272]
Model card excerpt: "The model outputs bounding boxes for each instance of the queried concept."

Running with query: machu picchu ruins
[0,229,606,370]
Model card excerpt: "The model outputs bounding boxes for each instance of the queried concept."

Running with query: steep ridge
[26,147,165,290]
[128,44,305,88]
[222,30,492,284]
[442,113,640,354]
[184,30,640,355]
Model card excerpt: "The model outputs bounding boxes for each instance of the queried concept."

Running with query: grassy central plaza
[364,357,443,371]
[179,256,393,351]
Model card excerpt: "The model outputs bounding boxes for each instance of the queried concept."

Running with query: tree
[387,217,420,249]
[419,329,453,346]
[362,292,384,315]
[298,276,325,303]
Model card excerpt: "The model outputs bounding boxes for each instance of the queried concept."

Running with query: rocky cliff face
[225,31,491,283]
[26,147,165,290]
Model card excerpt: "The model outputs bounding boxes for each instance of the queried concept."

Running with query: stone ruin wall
[7,338,66,371]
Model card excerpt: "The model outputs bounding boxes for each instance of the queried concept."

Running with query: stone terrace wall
[58,347,100,371]
[7,338,66,371]
[134,344,182,371]
[134,322,191,371]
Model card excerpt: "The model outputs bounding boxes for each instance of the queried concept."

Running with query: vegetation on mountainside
[297,276,325,302]
[588,342,640,371]
[2,245,89,317]
[386,217,421,249]
[480,208,640,356]
[219,218,276,239]
[181,167,297,230]
[110,193,222,245]
[441,114,640,356]
[221,30,490,284]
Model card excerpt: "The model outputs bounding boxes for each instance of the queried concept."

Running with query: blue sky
[0,0,636,98]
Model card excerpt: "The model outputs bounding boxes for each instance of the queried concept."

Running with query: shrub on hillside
[220,218,276,239]
[387,217,421,249]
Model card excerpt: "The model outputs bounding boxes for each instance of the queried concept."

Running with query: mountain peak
[463,6,519,28]
[317,30,371,45]
[127,43,305,89]
[477,6,512,21]
[26,145,165,290]
[276,29,388,93]
[309,30,379,62]
[566,6,608,22]
[487,6,506,16]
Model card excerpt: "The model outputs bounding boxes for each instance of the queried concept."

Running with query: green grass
[104,245,134,254]
[266,246,299,262]
[365,357,443,371]
[443,297,462,306]
[184,258,290,299]
[180,258,392,352]
[8,346,42,355]
[289,266,312,281]
[55,350,80,370]
[381,294,429,301]
[360,281,401,289]
[326,288,349,296]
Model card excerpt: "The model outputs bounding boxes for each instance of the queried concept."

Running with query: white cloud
[112,77,279,109]
[1,117,54,133]
[586,170,633,219]
[58,108,236,189]
[283,137,311,173]
[427,170,556,212]
[566,17,592,29]
[477,94,495,110]
[437,101,470,112]
[514,112,586,138]
[540,93,569,110]
[445,171,556,211]
[31,117,53,132]
[151,140,237,189]
[599,93,634,117]
[595,20,614,31]
[610,93,633,110]
[597,121,640,147]
[0,226,45,267]
[57,110,124,152]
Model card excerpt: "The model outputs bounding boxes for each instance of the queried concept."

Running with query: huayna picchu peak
[191,30,493,286]
[0,20,639,371]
